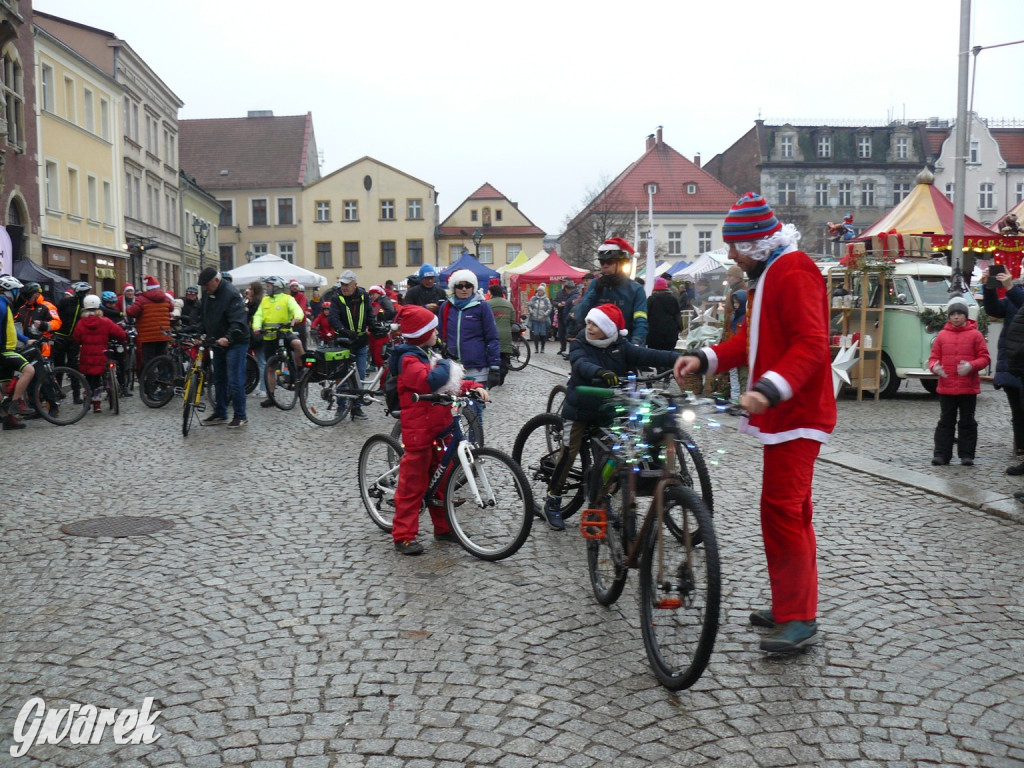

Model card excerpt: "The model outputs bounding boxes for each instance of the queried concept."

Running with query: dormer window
[780,135,793,158]
[817,135,832,158]
[647,183,658,195]
[687,183,697,194]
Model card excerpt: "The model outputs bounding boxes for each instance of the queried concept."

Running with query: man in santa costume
[674,193,836,653]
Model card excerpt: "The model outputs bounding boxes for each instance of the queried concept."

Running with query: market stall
[506,250,588,315]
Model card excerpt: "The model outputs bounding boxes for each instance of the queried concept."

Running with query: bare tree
[559,176,639,273]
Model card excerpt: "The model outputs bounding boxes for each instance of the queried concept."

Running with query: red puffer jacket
[127,288,173,343]
[73,314,127,376]
[927,319,990,396]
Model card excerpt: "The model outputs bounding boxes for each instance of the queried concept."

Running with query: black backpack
[384,349,410,417]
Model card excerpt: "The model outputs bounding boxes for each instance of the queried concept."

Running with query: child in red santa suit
[389,305,490,555]
[674,193,836,654]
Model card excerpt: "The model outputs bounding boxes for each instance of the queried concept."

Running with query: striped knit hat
[722,193,782,242]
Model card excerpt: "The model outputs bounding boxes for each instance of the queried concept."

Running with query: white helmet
[82,294,102,310]
[0,274,23,294]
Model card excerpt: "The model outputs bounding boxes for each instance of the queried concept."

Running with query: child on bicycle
[390,305,490,555]
[73,294,127,413]
[544,303,683,531]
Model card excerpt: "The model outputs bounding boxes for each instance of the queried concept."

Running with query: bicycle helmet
[21,281,41,299]
[0,274,23,298]
[264,275,286,295]
[596,237,635,262]
[82,294,102,310]
[71,281,92,297]
[101,290,117,303]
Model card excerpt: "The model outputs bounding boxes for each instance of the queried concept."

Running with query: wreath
[920,307,989,337]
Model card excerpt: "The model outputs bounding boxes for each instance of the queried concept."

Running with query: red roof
[179,114,316,190]
[440,183,545,235]
[437,225,544,237]
[467,183,506,200]
[994,130,1024,167]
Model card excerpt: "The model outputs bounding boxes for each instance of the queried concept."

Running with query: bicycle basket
[303,346,351,381]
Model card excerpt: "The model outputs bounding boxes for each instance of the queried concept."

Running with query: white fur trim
[449,269,478,292]
[761,370,793,401]
[406,315,437,339]
[585,307,618,339]
[440,360,465,394]
[703,348,720,376]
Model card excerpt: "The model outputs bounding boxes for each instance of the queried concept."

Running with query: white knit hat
[449,269,478,292]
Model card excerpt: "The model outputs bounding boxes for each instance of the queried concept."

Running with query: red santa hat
[122,282,135,293]
[597,237,635,258]
[398,304,438,342]
[367,285,384,296]
[143,275,160,291]
[586,303,628,338]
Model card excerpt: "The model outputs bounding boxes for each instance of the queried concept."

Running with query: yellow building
[180,170,222,288]
[34,22,125,292]
[302,156,438,289]
[438,183,545,269]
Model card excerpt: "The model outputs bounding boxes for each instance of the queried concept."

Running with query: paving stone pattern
[2,357,1022,767]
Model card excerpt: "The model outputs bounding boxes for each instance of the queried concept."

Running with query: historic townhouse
[437,183,545,269]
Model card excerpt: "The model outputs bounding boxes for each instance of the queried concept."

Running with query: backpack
[384,349,411,417]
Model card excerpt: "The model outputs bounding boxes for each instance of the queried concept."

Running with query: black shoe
[227,416,248,429]
[202,414,228,425]
[1007,463,1024,475]
[260,398,275,408]
[73,394,83,405]
[960,458,974,466]
[931,456,949,466]
[433,531,460,543]
[3,415,26,430]
[1014,491,1024,503]
[351,409,368,421]
[749,608,774,628]
[394,539,424,555]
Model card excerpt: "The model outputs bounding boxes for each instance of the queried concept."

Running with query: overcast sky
[35,0,1024,235]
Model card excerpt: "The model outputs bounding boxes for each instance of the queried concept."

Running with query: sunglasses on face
[454,283,474,290]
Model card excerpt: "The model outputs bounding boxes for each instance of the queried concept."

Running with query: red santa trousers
[760,438,821,623]
[368,334,388,367]
[392,441,452,543]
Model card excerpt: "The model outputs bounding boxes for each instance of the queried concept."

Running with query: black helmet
[22,281,41,297]
[72,281,92,297]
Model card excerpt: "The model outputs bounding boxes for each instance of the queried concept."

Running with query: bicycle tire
[390,404,483,446]
[511,413,588,520]
[107,365,119,416]
[444,446,533,561]
[586,490,629,605]
[265,353,299,410]
[33,366,90,426]
[507,339,530,371]
[123,344,137,393]
[299,366,355,426]
[140,355,178,408]
[546,384,566,415]
[358,433,403,532]
[639,485,720,691]
[182,369,203,437]
[245,353,259,395]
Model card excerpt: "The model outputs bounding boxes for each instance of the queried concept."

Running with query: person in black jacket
[328,270,372,420]
[403,264,447,311]
[646,277,683,356]
[980,266,1024,472]
[199,267,251,428]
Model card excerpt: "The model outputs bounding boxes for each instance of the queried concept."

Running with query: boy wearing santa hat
[389,305,490,555]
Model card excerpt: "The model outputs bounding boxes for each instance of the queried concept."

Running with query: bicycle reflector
[580,509,607,540]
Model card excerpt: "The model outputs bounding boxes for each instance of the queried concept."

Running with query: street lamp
[192,219,210,274]
[471,228,483,258]
[122,237,158,288]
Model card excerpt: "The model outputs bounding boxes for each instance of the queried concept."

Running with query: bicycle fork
[456,441,492,506]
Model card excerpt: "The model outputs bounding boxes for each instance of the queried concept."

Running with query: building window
[99,99,110,139]
[277,198,294,226]
[506,244,521,263]
[219,245,234,272]
[315,201,330,222]
[251,198,267,226]
[496,209,503,221]
[45,161,59,210]
[316,242,332,269]
[945,183,955,202]
[1,52,24,148]
[166,194,177,235]
[979,183,995,210]
[374,241,391,267]
[278,243,294,263]
[814,183,829,207]
[449,245,463,264]
[687,183,697,194]
[895,136,909,160]
[970,140,979,164]
[667,231,682,256]
[219,200,233,227]
[406,239,423,267]
[343,200,358,221]
[252,243,269,257]
[893,183,911,204]
[102,181,112,225]
[778,182,796,206]
[1017,182,1024,204]
[63,76,75,123]
[858,136,872,158]
[67,168,79,216]
[779,135,793,159]
[861,182,875,207]
[698,231,713,254]
[87,175,98,220]
[83,88,94,133]
[344,242,360,267]
[407,199,422,220]
[817,136,831,158]
[478,244,493,264]
[380,200,395,220]
[838,181,852,207]
[40,64,54,111]
[470,209,478,222]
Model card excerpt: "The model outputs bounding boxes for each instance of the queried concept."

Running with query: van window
[914,276,956,305]
[887,277,913,305]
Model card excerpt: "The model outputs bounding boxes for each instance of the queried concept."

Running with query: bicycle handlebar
[412,390,484,404]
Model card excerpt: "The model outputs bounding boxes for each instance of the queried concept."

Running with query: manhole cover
[60,516,175,538]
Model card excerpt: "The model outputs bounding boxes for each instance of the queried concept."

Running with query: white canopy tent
[224,253,328,287]
[678,249,731,278]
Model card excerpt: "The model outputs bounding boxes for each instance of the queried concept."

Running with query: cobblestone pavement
[2,353,1023,767]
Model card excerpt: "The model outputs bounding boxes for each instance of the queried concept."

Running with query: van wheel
[879,353,901,398]
[920,378,939,395]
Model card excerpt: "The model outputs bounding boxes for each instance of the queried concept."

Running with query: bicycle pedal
[173,387,185,396]
[580,508,607,540]
[195,403,207,412]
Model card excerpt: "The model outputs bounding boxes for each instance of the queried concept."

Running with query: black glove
[596,369,619,388]
[487,369,501,389]
[338,329,358,341]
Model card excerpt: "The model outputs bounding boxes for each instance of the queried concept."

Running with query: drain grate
[60,516,175,538]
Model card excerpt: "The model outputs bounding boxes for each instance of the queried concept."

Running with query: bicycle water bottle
[600,455,616,484]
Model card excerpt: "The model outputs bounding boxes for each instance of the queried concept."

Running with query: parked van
[825,261,979,398]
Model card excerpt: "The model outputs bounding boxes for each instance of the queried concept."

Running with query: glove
[339,329,358,341]
[932,363,946,378]
[596,369,619,388]
[487,369,501,389]
[957,360,972,376]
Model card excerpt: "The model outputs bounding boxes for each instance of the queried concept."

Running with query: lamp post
[122,237,158,289]
[471,228,483,258]
[192,219,210,276]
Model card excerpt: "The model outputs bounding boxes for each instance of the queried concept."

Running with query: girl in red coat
[73,294,127,412]
[928,296,990,465]
[310,301,334,345]
[389,305,489,555]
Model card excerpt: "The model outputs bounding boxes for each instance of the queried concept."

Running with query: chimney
[693,153,701,168]
[646,133,656,151]
[656,125,663,145]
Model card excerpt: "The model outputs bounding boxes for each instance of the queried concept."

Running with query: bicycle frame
[418,396,489,507]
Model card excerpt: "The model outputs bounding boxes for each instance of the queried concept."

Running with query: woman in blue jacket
[981,265,1024,473]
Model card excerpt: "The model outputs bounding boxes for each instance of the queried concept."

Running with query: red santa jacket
[396,345,482,451]
[73,313,127,376]
[704,248,837,444]
[127,288,173,343]
[927,320,989,396]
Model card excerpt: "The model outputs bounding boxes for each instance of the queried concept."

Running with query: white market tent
[224,253,328,287]
[678,249,731,278]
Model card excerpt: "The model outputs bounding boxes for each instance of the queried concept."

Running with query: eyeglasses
[454,283,474,290]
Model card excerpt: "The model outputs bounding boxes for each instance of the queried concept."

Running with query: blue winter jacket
[982,283,1024,389]
[441,297,501,371]
[574,274,648,345]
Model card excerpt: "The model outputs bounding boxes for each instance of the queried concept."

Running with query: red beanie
[585,303,627,338]
[398,305,438,342]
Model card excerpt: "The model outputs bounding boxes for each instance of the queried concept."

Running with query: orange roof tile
[993,130,1024,167]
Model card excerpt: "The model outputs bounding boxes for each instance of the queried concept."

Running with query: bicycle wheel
[182,370,203,437]
[390,405,482,446]
[140,355,177,408]
[639,485,720,691]
[300,365,357,426]
[546,384,566,415]
[123,344,137,393]
[507,339,530,371]
[107,365,119,415]
[669,431,714,546]
[511,413,588,520]
[265,353,299,410]
[444,446,533,561]
[358,433,403,531]
[586,489,629,606]
[33,366,90,426]
[244,353,260,394]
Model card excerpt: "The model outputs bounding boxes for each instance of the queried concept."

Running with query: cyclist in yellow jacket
[252,276,305,407]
